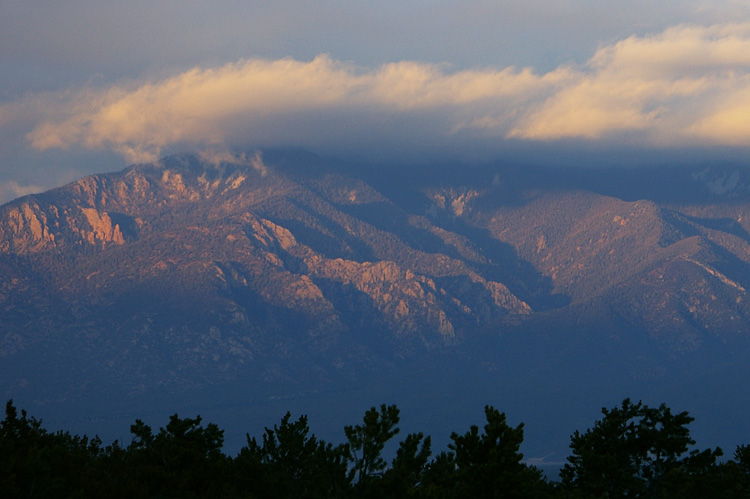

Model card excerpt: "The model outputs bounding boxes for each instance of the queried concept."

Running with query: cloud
[21,54,561,162]
[0,180,44,204]
[686,85,750,145]
[509,23,750,142]
[197,150,269,176]
[11,23,750,164]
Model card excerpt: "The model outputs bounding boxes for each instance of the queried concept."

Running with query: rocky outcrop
[0,202,56,252]
[0,200,129,252]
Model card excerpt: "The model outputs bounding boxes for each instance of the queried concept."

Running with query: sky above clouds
[2,1,750,204]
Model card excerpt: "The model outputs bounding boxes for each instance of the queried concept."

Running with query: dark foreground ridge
[2,398,749,498]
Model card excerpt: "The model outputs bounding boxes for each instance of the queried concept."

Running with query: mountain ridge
[3,151,750,460]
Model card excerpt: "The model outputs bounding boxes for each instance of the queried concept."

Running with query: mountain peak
[3,156,750,408]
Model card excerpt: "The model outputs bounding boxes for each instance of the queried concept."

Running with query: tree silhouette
[125,414,228,498]
[561,398,723,497]
[344,404,400,484]
[417,406,551,498]
[4,397,750,498]
[238,411,348,498]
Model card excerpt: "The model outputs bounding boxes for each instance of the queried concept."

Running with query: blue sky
[2,1,750,203]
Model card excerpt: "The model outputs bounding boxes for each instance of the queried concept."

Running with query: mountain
[2,150,750,464]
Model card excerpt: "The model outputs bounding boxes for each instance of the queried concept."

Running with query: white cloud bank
[509,23,750,144]
[10,23,750,164]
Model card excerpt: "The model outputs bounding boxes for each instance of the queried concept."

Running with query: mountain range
[2,149,750,465]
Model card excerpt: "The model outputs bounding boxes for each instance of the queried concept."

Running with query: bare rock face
[1,202,57,252]
[0,199,129,252]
